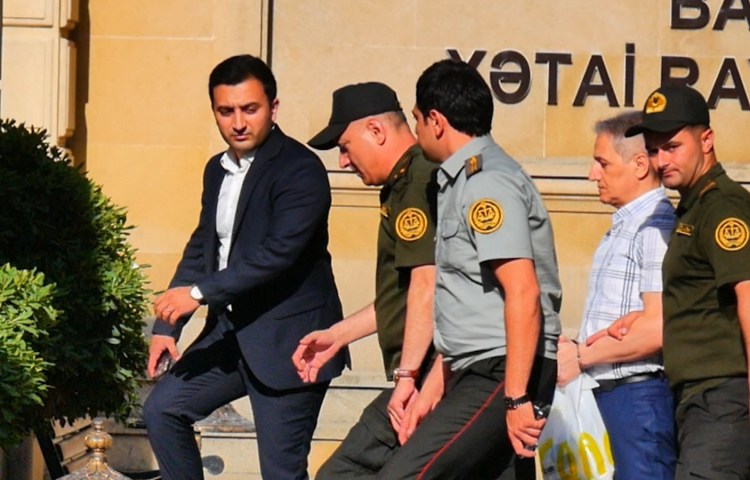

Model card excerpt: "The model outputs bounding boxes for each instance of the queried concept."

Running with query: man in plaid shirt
[557,111,677,480]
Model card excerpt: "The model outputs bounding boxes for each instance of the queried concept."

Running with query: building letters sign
[448,0,750,110]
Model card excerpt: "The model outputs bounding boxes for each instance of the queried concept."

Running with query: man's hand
[506,403,545,457]
[388,379,418,432]
[397,360,447,445]
[587,311,641,345]
[292,329,341,383]
[147,334,181,378]
[556,335,581,387]
[398,386,440,445]
[153,287,200,325]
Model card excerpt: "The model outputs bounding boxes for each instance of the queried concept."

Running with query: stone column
[1,0,78,148]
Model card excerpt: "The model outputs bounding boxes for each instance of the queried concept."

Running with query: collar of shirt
[675,163,725,216]
[611,187,669,232]
[384,144,421,188]
[381,145,420,204]
[220,149,255,173]
[439,134,495,185]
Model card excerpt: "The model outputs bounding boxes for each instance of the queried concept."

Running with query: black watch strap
[504,393,531,410]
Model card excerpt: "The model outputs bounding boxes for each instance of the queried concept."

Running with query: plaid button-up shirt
[578,187,676,380]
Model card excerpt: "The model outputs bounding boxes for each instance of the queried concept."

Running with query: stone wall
[2,1,749,477]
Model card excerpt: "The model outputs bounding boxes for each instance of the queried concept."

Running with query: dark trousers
[674,377,750,480]
[143,317,329,480]
[316,388,534,480]
[323,356,555,480]
[316,389,400,478]
[595,376,676,480]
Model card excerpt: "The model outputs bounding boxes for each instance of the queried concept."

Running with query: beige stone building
[3,0,750,478]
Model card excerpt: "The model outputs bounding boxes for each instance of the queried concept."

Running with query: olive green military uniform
[316,145,437,479]
[374,145,437,379]
[662,163,750,479]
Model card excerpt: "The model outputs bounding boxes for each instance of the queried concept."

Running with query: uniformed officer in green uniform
[626,84,750,479]
[292,82,438,477]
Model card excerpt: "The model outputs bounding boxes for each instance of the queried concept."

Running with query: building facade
[3,0,750,477]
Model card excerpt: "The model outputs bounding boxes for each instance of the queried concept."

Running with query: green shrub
[0,119,149,448]
[0,265,58,447]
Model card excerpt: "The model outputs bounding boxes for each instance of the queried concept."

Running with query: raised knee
[143,387,170,429]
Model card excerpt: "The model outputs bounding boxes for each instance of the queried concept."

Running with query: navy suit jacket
[153,126,347,390]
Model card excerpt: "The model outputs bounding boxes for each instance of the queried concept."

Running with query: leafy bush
[0,265,58,447]
[0,119,149,448]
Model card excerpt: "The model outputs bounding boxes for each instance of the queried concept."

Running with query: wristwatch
[504,393,531,410]
[393,368,420,384]
[189,284,205,304]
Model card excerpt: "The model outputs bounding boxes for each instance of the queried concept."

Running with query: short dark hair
[415,59,493,136]
[208,54,277,104]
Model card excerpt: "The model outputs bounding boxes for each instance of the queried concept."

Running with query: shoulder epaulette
[389,155,416,183]
[465,155,483,178]
[698,180,717,199]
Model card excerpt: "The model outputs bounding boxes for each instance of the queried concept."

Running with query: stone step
[198,383,384,478]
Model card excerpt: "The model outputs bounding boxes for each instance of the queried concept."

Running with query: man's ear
[365,118,387,146]
[429,109,446,139]
[270,98,280,122]
[632,152,650,180]
[700,127,714,154]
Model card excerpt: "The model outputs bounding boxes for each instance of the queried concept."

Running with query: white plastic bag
[538,374,614,480]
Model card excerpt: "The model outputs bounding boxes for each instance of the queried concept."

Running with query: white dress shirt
[216,150,255,271]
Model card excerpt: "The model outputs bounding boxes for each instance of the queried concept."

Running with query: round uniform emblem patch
[715,217,749,251]
[396,208,428,242]
[469,199,503,234]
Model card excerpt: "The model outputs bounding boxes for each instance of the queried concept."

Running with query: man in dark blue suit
[143,54,347,480]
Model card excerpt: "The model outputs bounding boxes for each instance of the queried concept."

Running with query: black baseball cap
[308,82,402,150]
[625,85,710,137]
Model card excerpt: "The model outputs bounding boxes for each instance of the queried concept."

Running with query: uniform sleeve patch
[468,199,503,234]
[396,208,428,242]
[715,217,749,251]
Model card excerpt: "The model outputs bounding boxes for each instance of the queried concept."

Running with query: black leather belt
[593,371,665,393]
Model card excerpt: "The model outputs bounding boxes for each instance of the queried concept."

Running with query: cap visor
[625,120,687,137]
[307,123,347,150]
